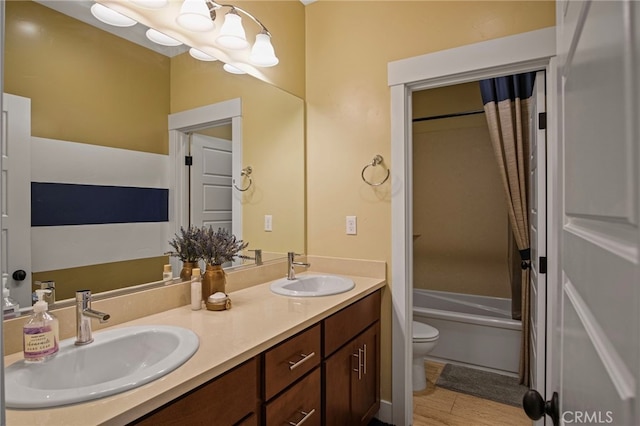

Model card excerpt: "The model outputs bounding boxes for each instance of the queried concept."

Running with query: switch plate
[264,215,273,232]
[346,216,357,235]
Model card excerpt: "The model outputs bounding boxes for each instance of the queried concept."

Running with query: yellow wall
[170,54,305,254]
[412,84,510,298]
[305,0,555,403]
[5,1,170,154]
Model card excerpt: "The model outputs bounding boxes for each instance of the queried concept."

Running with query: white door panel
[191,134,233,231]
[529,70,547,407]
[553,1,640,425]
[2,94,32,308]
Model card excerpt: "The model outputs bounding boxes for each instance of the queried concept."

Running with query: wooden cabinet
[263,324,321,401]
[324,291,381,426]
[130,289,381,426]
[264,368,321,426]
[130,357,259,426]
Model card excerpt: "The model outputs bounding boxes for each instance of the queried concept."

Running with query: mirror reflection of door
[2,93,32,308]
[190,133,233,233]
[187,121,243,268]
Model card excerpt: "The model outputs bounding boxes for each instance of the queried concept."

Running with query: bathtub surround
[412,84,510,299]
[413,288,521,375]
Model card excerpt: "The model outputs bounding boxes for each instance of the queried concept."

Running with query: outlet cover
[264,215,273,232]
[346,216,357,235]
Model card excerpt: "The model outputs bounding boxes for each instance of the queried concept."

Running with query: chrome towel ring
[361,155,390,186]
[233,166,253,192]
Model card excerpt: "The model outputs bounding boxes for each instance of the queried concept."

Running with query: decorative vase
[202,264,226,301]
[180,261,199,282]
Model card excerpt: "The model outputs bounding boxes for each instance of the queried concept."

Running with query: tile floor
[412,362,532,426]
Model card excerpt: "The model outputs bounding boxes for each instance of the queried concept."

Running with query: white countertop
[5,273,385,426]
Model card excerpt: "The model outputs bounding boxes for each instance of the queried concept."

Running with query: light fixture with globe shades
[94,0,279,74]
[91,3,137,27]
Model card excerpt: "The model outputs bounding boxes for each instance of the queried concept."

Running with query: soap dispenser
[2,276,19,319]
[23,289,59,362]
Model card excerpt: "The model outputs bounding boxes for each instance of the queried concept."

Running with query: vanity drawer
[263,323,321,401]
[264,368,321,426]
[323,290,381,357]
[131,357,259,425]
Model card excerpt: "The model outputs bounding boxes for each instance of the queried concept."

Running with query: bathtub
[413,288,522,375]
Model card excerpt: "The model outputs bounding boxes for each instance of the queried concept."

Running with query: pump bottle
[23,289,59,362]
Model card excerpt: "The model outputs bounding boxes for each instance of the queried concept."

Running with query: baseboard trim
[374,399,393,424]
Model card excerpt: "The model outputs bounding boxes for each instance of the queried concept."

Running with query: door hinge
[538,112,547,130]
[185,155,193,166]
[539,256,547,274]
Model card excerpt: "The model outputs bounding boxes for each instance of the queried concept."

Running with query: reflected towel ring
[233,166,253,192]
[361,155,390,186]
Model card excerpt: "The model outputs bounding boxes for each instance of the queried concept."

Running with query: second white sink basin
[270,274,355,297]
[5,325,199,408]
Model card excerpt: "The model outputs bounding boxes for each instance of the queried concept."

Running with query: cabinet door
[324,322,380,426]
[324,340,355,426]
[352,322,380,425]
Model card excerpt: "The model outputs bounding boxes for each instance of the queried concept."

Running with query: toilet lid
[413,321,439,341]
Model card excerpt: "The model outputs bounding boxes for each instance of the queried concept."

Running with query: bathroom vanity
[3,259,385,426]
[132,291,380,426]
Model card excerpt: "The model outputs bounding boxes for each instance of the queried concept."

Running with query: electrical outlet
[264,215,272,232]
[346,216,357,235]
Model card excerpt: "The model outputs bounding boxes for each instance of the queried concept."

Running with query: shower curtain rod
[413,109,485,122]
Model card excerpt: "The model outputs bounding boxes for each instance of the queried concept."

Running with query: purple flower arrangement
[167,226,200,262]
[168,226,249,266]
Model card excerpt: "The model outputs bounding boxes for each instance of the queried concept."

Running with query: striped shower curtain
[479,72,535,386]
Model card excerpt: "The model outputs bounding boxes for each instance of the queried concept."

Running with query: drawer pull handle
[363,343,367,375]
[288,408,316,426]
[353,350,363,380]
[288,352,316,371]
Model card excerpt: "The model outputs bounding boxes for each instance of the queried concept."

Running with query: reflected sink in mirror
[270,274,355,297]
[5,325,199,408]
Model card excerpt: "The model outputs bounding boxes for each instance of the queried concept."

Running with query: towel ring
[233,166,253,192]
[361,155,390,186]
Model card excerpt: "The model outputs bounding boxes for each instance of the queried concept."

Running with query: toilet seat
[413,321,439,342]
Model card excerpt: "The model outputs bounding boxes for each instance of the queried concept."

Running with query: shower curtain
[479,72,535,386]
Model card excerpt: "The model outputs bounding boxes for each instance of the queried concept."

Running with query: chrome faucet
[75,290,110,346]
[249,249,263,266]
[287,252,310,280]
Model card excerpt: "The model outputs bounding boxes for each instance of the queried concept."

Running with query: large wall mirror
[3,0,305,310]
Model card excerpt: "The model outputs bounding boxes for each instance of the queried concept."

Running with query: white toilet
[412,320,439,391]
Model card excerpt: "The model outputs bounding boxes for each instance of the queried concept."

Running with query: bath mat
[435,363,528,407]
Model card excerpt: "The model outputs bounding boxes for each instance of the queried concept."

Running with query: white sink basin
[270,274,355,297]
[5,325,199,408]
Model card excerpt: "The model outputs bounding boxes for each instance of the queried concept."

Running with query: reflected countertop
[4,270,385,426]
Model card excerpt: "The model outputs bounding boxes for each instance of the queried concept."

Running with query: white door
[1,94,32,308]
[529,70,547,412]
[190,133,233,232]
[538,1,640,425]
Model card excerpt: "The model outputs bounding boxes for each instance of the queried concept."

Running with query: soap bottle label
[23,326,59,360]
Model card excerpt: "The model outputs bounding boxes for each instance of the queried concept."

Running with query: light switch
[264,215,273,232]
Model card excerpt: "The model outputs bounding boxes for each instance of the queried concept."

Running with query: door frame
[168,98,243,273]
[388,27,557,425]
